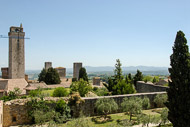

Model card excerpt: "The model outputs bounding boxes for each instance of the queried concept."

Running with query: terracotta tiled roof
[25,82,47,90]
[0,78,28,94]
[55,67,65,69]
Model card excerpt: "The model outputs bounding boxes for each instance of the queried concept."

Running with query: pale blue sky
[0,0,189,70]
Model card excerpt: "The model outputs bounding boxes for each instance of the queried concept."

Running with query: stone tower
[8,24,25,79]
[45,62,52,70]
[73,62,82,79]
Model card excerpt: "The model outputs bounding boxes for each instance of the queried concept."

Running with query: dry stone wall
[3,92,166,127]
[136,81,167,93]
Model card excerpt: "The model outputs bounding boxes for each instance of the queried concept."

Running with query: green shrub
[33,110,56,124]
[66,116,91,127]
[55,99,71,120]
[29,89,42,97]
[137,114,160,127]
[112,80,136,95]
[0,88,21,102]
[85,92,98,97]
[160,108,169,126]
[68,92,84,117]
[142,96,150,110]
[27,98,51,123]
[95,98,118,118]
[70,79,92,97]
[93,87,109,96]
[154,94,167,108]
[52,87,69,97]
[27,98,71,124]
[38,67,61,84]
[121,97,142,121]
[72,78,77,82]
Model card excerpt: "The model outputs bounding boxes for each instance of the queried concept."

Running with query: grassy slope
[58,109,161,127]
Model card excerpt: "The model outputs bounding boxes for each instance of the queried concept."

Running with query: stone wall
[73,63,82,79]
[3,92,166,127]
[136,81,167,93]
[0,101,3,127]
[3,99,31,127]
[81,92,166,116]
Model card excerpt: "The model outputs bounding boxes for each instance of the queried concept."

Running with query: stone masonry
[3,92,166,126]
[73,62,82,79]
[93,77,100,85]
[45,62,52,70]
[136,81,167,93]
[55,67,66,78]
[8,25,25,79]
[1,68,9,79]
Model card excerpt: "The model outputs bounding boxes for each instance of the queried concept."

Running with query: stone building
[73,62,82,79]
[156,79,170,86]
[8,25,25,79]
[55,67,66,78]
[0,25,28,97]
[25,82,47,94]
[93,77,100,85]
[1,67,9,79]
[0,79,28,97]
[45,62,52,70]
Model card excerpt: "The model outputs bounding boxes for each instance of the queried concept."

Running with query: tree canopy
[70,79,92,97]
[166,31,190,126]
[95,98,118,118]
[79,67,88,82]
[114,59,123,81]
[133,70,143,87]
[38,67,61,85]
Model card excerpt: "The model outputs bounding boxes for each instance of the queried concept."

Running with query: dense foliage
[112,80,136,95]
[103,59,136,95]
[154,94,167,108]
[38,67,61,85]
[0,88,22,101]
[38,68,47,83]
[70,79,92,97]
[27,98,71,124]
[133,70,143,86]
[142,96,150,110]
[95,98,118,118]
[114,59,123,81]
[79,67,88,82]
[53,87,69,97]
[92,87,110,96]
[166,31,190,127]
[121,97,142,121]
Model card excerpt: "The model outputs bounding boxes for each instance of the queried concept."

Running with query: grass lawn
[58,108,161,127]
[41,88,71,97]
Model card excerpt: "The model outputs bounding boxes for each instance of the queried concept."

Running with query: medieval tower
[73,62,82,79]
[8,24,25,79]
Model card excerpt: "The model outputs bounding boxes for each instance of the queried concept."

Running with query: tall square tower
[8,25,25,79]
[73,63,82,80]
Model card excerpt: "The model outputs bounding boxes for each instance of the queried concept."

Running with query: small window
[12,116,16,122]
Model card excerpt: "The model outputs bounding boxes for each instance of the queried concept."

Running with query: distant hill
[66,66,168,72]
[25,66,169,80]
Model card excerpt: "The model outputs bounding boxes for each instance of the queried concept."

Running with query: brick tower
[8,24,25,79]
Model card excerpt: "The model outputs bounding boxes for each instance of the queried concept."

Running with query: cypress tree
[133,70,143,86]
[79,67,88,82]
[128,73,132,80]
[38,68,47,82]
[166,31,190,127]
[114,59,123,81]
[45,67,61,84]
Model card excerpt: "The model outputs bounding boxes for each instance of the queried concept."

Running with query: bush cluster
[38,67,61,85]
